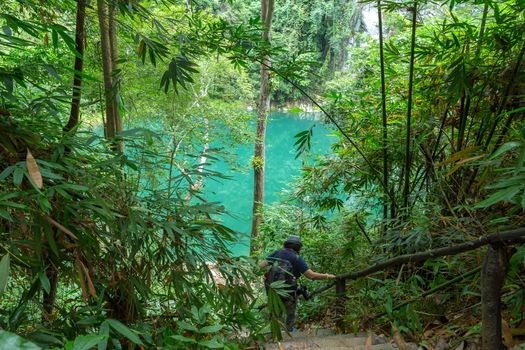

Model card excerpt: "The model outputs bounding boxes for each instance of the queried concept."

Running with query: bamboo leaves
[0,254,10,295]
[160,55,199,94]
[293,127,314,159]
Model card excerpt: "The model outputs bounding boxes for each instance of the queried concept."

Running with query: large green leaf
[177,320,199,332]
[0,331,41,350]
[170,334,197,343]
[489,141,521,160]
[38,272,51,294]
[71,334,106,350]
[0,254,10,294]
[197,338,224,349]
[199,324,224,334]
[106,319,143,345]
[474,186,522,208]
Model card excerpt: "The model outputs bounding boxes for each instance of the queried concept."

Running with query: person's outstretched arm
[303,269,336,280]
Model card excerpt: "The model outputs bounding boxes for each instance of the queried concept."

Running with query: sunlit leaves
[293,127,314,159]
[0,331,41,350]
[160,55,199,94]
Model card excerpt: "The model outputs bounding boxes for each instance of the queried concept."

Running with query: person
[259,235,336,331]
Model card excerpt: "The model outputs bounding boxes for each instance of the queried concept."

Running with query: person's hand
[325,273,336,279]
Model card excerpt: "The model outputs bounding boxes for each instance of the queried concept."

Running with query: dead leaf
[365,334,373,350]
[76,261,88,301]
[26,149,43,189]
[278,343,285,350]
[502,319,514,347]
[80,261,96,298]
[392,323,411,350]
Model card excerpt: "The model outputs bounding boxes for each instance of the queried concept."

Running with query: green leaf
[106,319,143,345]
[197,338,224,349]
[43,65,61,81]
[72,334,106,350]
[0,254,10,294]
[44,228,59,256]
[177,320,199,332]
[39,272,51,294]
[474,186,522,208]
[13,166,24,187]
[0,166,15,180]
[98,321,110,350]
[171,334,197,343]
[489,141,520,160]
[199,324,224,334]
[0,331,41,350]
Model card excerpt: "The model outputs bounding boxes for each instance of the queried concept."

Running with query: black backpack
[264,250,298,295]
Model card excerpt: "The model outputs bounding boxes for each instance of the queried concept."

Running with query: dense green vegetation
[0,0,524,349]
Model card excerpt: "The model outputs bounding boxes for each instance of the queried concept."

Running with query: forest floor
[262,327,525,350]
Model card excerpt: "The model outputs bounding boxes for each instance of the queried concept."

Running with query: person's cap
[285,235,302,246]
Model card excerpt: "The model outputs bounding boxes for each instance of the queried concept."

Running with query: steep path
[264,330,397,350]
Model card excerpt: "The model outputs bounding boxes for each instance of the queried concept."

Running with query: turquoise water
[204,112,335,256]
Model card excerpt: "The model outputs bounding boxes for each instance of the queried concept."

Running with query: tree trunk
[402,1,417,212]
[108,1,123,152]
[185,118,209,202]
[97,0,116,144]
[64,0,86,134]
[481,244,510,350]
[250,0,274,252]
[377,0,389,227]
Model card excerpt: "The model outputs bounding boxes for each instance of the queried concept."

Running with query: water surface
[205,112,334,256]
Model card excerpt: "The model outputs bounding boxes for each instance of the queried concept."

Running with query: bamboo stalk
[378,0,389,225]
[402,1,418,211]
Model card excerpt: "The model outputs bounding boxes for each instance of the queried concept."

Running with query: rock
[434,337,448,350]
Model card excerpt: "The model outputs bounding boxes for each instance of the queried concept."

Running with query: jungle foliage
[1,0,525,348]
[253,0,525,343]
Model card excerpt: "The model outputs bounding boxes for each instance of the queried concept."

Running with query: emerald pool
[204,112,335,256]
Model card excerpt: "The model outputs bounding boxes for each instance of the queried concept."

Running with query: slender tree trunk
[377,0,389,226]
[185,118,209,202]
[402,1,417,212]
[108,1,123,152]
[64,0,86,134]
[250,0,274,251]
[97,0,116,144]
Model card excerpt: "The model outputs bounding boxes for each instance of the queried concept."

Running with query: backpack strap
[284,248,300,278]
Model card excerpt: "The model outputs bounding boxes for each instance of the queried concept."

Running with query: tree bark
[481,244,510,350]
[250,0,274,251]
[108,1,123,152]
[64,0,86,134]
[97,0,116,144]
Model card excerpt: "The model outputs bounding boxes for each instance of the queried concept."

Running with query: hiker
[259,235,336,331]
